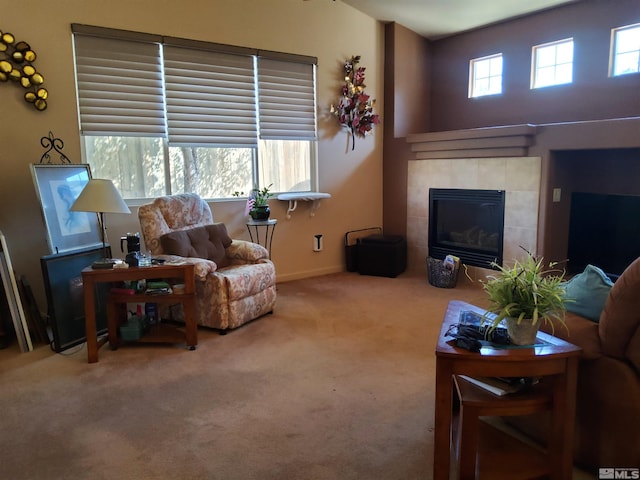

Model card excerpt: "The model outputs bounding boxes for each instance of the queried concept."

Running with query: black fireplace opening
[429,188,505,269]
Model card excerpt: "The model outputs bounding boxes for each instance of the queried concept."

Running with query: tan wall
[0,0,385,309]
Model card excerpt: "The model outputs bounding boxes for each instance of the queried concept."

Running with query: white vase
[506,317,540,345]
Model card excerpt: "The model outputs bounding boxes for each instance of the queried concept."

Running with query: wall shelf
[277,192,331,219]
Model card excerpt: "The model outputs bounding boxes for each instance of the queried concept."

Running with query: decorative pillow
[563,264,614,322]
[160,223,232,268]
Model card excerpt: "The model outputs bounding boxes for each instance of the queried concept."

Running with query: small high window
[531,38,573,89]
[469,54,503,98]
[610,23,640,76]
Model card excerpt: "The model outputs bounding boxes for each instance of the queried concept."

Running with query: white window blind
[258,58,317,140]
[73,34,166,137]
[163,46,258,147]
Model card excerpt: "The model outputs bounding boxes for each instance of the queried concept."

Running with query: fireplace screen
[428,189,505,269]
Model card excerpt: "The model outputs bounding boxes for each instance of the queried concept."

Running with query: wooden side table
[82,263,196,363]
[434,300,581,480]
[453,374,554,479]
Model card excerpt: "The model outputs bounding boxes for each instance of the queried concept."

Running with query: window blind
[73,34,166,137]
[163,46,257,148]
[257,58,317,141]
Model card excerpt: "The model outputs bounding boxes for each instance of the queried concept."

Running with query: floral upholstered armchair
[138,193,276,332]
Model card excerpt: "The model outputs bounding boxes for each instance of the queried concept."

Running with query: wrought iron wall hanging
[39,132,71,164]
[0,29,48,111]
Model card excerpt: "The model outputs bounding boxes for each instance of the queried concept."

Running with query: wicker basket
[426,256,460,288]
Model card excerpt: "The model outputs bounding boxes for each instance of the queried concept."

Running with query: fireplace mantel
[406,117,640,161]
[406,124,537,159]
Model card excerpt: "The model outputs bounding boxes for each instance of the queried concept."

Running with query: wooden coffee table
[433,300,581,480]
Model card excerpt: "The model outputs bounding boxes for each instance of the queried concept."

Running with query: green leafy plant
[250,184,273,207]
[233,184,273,216]
[482,249,568,335]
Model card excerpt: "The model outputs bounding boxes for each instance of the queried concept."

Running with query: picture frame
[41,245,111,352]
[31,164,102,254]
[0,230,33,352]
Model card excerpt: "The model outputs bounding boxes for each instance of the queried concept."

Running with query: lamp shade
[70,179,131,214]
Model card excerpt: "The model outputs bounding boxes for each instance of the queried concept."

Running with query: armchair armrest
[226,239,269,263]
[152,254,217,279]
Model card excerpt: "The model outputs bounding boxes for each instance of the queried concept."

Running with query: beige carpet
[0,272,590,479]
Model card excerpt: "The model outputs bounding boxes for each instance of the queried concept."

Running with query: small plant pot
[250,205,270,221]
[506,317,540,345]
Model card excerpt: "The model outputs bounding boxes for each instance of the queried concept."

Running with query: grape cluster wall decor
[330,55,379,151]
[0,29,48,111]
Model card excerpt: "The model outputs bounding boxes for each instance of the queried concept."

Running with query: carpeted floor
[0,271,592,479]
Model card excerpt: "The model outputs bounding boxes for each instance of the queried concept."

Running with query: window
[72,25,317,200]
[469,54,503,98]
[531,38,574,89]
[610,23,640,76]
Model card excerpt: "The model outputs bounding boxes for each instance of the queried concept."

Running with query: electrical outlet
[553,188,561,203]
[313,234,323,252]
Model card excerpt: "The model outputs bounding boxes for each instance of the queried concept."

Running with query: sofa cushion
[160,223,232,268]
[541,311,603,360]
[563,264,614,322]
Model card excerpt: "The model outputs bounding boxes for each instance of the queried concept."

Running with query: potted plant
[234,184,273,220]
[481,249,568,345]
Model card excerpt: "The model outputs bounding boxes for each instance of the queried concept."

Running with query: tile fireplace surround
[407,156,540,276]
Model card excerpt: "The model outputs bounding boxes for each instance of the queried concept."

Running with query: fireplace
[428,189,505,269]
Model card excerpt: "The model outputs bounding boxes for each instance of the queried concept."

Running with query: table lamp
[70,178,131,269]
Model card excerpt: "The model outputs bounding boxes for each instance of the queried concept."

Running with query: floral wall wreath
[331,55,380,151]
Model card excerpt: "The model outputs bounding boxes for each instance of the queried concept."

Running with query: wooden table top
[437,300,581,360]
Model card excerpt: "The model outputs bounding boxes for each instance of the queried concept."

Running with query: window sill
[277,192,331,219]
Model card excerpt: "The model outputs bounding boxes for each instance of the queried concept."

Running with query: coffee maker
[121,232,141,266]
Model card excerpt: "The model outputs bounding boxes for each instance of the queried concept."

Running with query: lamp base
[91,259,116,269]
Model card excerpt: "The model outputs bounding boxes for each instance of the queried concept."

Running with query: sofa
[509,257,640,471]
[138,193,277,332]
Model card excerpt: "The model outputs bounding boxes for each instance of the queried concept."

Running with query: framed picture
[41,245,110,352]
[31,164,102,254]
[0,230,33,352]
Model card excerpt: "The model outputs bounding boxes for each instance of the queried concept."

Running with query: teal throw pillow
[563,264,614,322]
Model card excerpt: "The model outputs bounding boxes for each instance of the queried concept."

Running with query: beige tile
[505,191,539,228]
[425,159,454,188]
[478,158,508,189]
[407,215,428,248]
[407,183,429,218]
[505,157,541,191]
[503,226,537,262]
[450,158,479,189]
[407,161,428,190]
